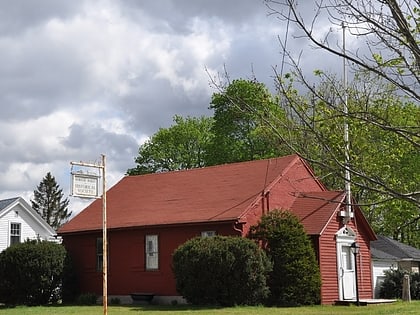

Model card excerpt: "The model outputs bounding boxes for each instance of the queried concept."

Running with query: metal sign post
[70,155,107,315]
[101,155,107,315]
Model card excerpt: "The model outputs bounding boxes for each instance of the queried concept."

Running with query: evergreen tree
[31,172,71,230]
[249,210,321,306]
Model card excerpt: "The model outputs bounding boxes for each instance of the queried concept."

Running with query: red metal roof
[60,155,304,234]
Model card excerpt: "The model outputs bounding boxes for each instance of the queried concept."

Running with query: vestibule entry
[336,226,357,300]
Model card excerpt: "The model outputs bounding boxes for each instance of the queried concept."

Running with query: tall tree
[31,172,71,230]
[207,79,291,165]
[127,115,213,175]
[266,69,419,246]
[264,0,420,207]
[308,74,419,245]
[260,0,420,244]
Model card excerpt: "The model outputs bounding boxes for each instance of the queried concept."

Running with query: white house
[371,235,420,298]
[0,197,56,252]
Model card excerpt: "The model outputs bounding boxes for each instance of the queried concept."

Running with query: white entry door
[341,245,356,300]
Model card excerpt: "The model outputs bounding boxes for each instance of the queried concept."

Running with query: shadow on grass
[0,304,15,309]
[126,304,224,312]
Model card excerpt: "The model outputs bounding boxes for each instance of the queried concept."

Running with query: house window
[96,238,109,272]
[145,235,159,270]
[201,231,216,237]
[343,246,353,270]
[96,238,103,271]
[10,223,21,246]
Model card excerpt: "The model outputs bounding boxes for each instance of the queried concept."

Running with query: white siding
[0,212,9,251]
[0,202,55,252]
[372,260,397,298]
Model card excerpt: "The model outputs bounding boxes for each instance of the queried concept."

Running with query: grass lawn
[0,301,418,315]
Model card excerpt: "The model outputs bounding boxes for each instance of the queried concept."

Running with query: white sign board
[71,173,99,198]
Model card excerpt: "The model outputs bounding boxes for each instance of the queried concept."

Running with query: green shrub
[110,297,121,305]
[76,292,98,305]
[413,273,420,299]
[379,269,420,299]
[249,210,322,306]
[0,240,67,305]
[172,235,271,306]
[61,253,80,304]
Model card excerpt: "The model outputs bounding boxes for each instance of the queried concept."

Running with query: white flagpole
[342,22,352,222]
[102,154,107,315]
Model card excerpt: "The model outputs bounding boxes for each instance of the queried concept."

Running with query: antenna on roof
[342,22,353,224]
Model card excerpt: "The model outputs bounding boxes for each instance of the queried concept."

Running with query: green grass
[0,301,418,315]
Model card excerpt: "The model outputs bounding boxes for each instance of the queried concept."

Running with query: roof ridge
[126,154,299,179]
[235,155,300,220]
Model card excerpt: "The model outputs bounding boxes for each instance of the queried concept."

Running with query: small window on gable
[145,235,158,270]
[201,231,216,238]
[10,223,21,246]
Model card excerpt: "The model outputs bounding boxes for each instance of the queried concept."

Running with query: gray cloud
[0,0,336,215]
[63,123,138,163]
[0,1,82,35]
[118,0,268,32]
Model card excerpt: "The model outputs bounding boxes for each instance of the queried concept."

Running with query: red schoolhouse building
[58,154,376,304]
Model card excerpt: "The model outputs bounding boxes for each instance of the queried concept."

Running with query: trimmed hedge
[0,240,67,305]
[172,235,271,306]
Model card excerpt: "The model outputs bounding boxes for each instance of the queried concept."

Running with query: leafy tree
[172,236,271,306]
[207,79,292,165]
[346,87,420,245]
[0,240,67,305]
[259,0,420,246]
[275,71,420,245]
[31,172,71,230]
[249,210,321,306]
[264,0,420,206]
[127,115,213,175]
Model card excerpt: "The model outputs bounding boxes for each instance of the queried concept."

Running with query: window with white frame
[96,237,103,271]
[96,237,110,272]
[10,223,21,246]
[145,235,159,270]
[201,231,216,237]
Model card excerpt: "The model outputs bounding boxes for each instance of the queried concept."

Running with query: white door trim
[336,226,357,301]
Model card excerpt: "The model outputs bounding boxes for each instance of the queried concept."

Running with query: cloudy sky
[0,0,345,215]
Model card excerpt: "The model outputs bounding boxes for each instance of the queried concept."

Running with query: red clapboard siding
[318,215,341,304]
